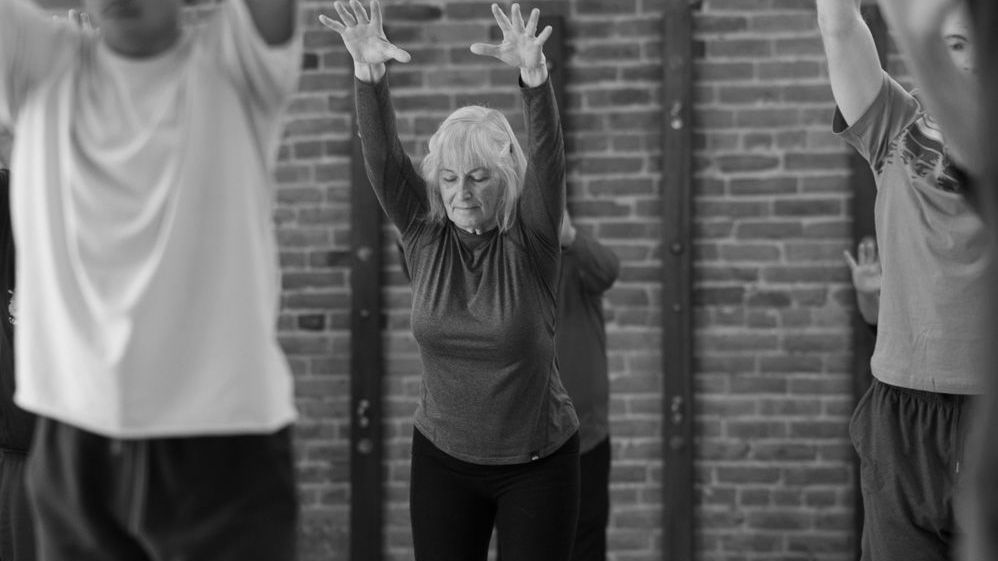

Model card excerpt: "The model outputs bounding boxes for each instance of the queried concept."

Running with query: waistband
[0,446,28,456]
[873,378,977,405]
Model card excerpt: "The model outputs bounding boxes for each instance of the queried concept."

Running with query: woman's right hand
[319,0,411,82]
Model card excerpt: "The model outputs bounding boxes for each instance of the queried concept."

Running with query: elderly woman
[322,1,580,559]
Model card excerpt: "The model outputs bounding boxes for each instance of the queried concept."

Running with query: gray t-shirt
[356,76,579,464]
[834,73,990,394]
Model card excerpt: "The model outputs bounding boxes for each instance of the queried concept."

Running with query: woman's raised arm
[471,3,565,242]
[321,0,427,234]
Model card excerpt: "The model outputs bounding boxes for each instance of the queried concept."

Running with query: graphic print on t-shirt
[886,110,966,195]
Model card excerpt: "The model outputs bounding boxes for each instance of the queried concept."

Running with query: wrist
[520,56,548,88]
[354,62,386,84]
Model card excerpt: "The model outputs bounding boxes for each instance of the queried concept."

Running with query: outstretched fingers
[333,1,358,26]
[525,8,540,36]
[370,0,384,30]
[318,13,346,33]
[536,25,553,45]
[349,0,370,25]
[843,250,859,272]
[491,3,514,32]
[510,3,525,30]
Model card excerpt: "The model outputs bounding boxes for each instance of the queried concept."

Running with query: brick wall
[35,0,869,559]
[243,0,864,559]
[692,0,858,559]
[289,0,666,559]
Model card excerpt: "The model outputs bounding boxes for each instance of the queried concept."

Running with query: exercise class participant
[554,210,618,561]
[817,0,989,559]
[0,1,301,559]
[0,167,34,561]
[322,2,580,559]
[871,1,998,558]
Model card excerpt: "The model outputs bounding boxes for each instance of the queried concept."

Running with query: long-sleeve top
[0,169,33,452]
[556,230,619,453]
[355,75,578,465]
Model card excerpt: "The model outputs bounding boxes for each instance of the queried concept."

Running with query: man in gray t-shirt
[818,1,987,560]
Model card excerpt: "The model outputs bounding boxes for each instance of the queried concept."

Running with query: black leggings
[410,429,580,561]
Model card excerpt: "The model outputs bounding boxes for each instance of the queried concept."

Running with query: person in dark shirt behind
[555,210,619,561]
[0,167,36,561]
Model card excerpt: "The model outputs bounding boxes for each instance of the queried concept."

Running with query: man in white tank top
[0,1,301,559]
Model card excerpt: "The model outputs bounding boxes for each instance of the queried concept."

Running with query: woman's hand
[319,0,411,83]
[471,3,552,87]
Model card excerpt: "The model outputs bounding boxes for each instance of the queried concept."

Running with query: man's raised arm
[817,0,884,126]
[243,0,298,45]
[876,0,980,173]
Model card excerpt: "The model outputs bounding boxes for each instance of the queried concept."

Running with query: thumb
[385,43,411,63]
[470,43,502,58]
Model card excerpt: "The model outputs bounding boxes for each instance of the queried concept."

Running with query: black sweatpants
[851,379,975,561]
[26,417,298,561]
[410,428,580,561]
[0,449,34,561]
[572,437,611,561]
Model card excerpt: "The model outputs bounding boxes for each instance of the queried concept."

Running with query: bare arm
[876,0,980,173]
[0,127,11,168]
[242,0,298,45]
[817,0,884,126]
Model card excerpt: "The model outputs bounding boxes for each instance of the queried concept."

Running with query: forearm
[816,0,863,36]
[0,127,11,168]
[520,77,565,233]
[241,0,297,45]
[354,77,427,230]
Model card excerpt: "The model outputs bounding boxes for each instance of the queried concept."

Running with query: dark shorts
[851,379,975,561]
[410,428,580,561]
[0,448,35,561]
[26,417,298,561]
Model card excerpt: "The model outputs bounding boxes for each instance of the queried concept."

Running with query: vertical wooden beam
[850,7,887,558]
[660,3,694,561]
[350,120,384,561]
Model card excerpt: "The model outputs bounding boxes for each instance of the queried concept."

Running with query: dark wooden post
[661,3,695,561]
[350,123,384,561]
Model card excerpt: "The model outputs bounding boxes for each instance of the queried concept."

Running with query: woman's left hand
[471,3,551,85]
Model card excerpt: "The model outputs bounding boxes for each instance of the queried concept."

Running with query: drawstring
[952,397,964,477]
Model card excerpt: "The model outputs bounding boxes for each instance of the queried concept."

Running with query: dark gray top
[355,75,578,464]
[556,230,619,453]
